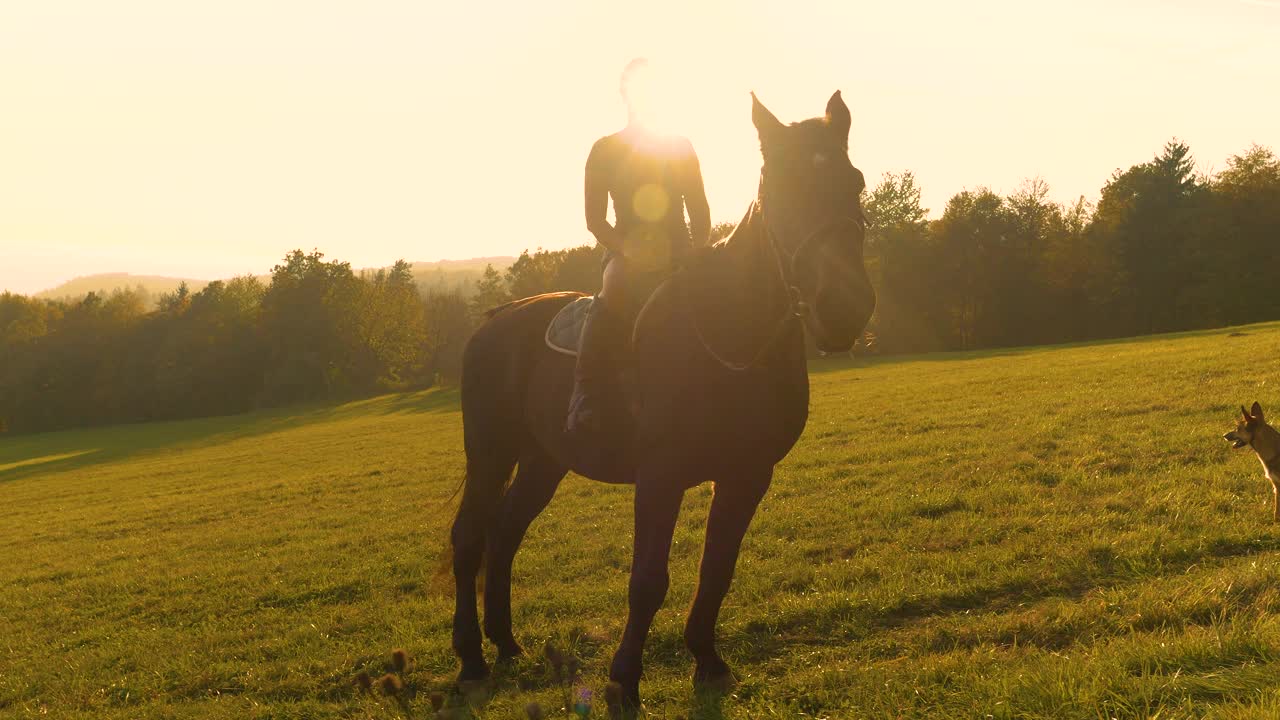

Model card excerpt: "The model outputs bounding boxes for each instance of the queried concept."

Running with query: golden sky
[2,0,1277,294]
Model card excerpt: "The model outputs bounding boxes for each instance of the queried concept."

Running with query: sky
[1,0,1277,295]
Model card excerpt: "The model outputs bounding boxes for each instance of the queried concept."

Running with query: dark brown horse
[449,90,875,707]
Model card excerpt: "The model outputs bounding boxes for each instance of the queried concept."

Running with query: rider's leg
[566,255,628,434]
[598,252,627,307]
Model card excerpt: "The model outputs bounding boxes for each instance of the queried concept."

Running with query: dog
[1223,402,1280,522]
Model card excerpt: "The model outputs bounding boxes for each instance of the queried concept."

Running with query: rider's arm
[585,139,625,255]
[682,142,711,247]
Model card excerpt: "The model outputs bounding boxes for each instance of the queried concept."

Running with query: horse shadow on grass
[718,530,1280,670]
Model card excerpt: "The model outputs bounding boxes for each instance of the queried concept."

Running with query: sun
[621,59,687,138]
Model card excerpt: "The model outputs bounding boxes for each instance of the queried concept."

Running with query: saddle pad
[545,296,594,357]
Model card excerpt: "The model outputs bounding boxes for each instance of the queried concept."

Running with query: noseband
[764,213,863,320]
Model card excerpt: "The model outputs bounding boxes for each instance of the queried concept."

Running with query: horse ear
[1252,402,1265,422]
[825,90,850,142]
[1243,405,1253,422]
[751,92,784,143]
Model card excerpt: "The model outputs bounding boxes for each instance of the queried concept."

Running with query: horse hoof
[496,642,524,663]
[605,679,641,714]
[455,661,490,687]
[693,666,737,694]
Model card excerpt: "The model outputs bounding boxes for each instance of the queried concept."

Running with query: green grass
[3,324,1280,719]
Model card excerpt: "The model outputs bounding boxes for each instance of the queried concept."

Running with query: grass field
[3,323,1280,719]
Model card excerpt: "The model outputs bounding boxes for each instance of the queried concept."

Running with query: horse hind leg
[483,444,567,659]
[451,452,516,683]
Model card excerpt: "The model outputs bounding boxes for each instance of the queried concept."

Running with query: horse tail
[438,319,520,579]
[437,455,515,579]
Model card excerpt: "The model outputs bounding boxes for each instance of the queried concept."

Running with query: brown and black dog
[1223,402,1280,522]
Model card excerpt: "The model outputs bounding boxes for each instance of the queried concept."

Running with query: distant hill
[402,257,514,297]
[27,257,517,308]
[34,274,210,307]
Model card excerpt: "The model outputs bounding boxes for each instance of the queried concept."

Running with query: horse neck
[692,204,799,362]
[721,205,786,315]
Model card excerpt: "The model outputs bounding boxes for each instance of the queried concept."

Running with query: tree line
[0,246,611,434]
[863,141,1280,353]
[1,140,1276,433]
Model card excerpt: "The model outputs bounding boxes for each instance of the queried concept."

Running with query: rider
[566,58,711,435]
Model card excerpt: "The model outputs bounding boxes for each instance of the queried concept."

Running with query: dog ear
[1252,402,1265,422]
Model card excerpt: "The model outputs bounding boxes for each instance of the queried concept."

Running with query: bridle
[691,170,864,372]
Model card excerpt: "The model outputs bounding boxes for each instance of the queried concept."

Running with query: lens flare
[631,183,670,222]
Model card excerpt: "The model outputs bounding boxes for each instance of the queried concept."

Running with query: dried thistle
[377,673,403,695]
[543,640,564,671]
[353,671,373,693]
[390,648,409,673]
[525,701,545,720]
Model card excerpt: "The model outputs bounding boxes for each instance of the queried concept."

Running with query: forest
[1,140,1276,434]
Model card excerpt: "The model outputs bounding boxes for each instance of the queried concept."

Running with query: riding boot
[566,298,624,436]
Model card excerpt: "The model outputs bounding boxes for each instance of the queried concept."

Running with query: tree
[503,246,606,300]
[929,188,1014,349]
[1002,178,1063,344]
[1090,140,1208,334]
[1210,145,1280,325]
[359,260,428,390]
[505,249,561,300]
[863,172,935,352]
[157,281,191,313]
[1035,195,1105,343]
[258,249,365,403]
[471,264,508,318]
[423,291,473,383]
[551,245,605,295]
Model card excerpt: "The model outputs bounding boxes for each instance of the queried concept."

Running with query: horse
[448,90,875,708]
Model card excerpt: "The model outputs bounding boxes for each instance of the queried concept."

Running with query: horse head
[751,90,876,353]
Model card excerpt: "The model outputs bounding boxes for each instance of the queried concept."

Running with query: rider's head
[620,58,654,124]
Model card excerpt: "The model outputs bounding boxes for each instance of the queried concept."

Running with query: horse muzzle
[809,285,876,353]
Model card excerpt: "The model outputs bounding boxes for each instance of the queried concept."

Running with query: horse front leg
[685,466,771,690]
[609,471,686,708]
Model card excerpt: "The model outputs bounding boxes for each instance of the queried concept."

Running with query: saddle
[544,268,676,357]
[545,296,595,356]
